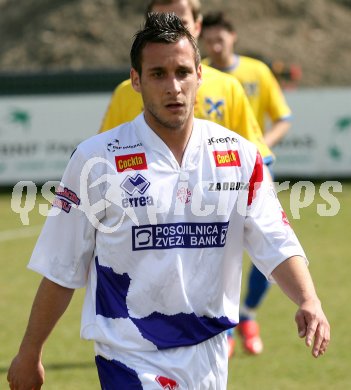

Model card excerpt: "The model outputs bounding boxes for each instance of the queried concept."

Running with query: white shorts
[94,332,228,389]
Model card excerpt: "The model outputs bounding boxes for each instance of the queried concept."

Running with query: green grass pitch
[1,181,350,389]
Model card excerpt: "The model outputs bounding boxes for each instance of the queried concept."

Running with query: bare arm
[264,119,291,148]
[271,256,330,358]
[7,277,75,390]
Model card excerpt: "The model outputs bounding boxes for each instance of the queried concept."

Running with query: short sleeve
[28,146,106,288]
[264,67,292,122]
[244,154,307,281]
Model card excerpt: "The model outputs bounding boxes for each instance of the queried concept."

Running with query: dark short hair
[201,11,235,34]
[146,0,202,23]
[130,12,201,75]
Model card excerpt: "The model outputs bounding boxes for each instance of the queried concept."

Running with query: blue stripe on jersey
[95,355,143,389]
[96,257,130,318]
[95,257,237,349]
[131,312,235,350]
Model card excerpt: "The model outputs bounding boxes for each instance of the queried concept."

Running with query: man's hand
[295,298,330,358]
[7,278,74,389]
[7,353,44,390]
[271,256,331,358]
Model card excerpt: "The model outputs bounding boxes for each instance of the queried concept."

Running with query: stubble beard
[147,93,196,132]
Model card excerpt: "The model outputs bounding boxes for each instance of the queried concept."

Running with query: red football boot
[237,320,263,355]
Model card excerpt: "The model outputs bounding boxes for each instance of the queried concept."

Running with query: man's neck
[144,113,194,166]
[211,54,237,72]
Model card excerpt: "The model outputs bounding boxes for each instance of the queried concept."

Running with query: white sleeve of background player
[243,155,307,282]
[28,146,106,289]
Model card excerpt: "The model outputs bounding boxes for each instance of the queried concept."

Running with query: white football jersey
[29,113,306,352]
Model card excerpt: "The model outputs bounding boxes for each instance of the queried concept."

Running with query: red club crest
[155,375,179,389]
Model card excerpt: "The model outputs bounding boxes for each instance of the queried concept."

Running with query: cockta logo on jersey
[52,185,80,213]
[213,150,241,167]
[209,181,249,191]
[120,173,154,208]
[207,136,238,146]
[115,153,147,172]
[132,222,229,251]
[156,375,179,390]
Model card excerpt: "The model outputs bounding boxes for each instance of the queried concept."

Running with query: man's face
[131,38,201,132]
[152,0,201,39]
[201,26,237,65]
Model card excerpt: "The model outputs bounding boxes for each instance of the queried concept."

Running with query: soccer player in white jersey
[8,13,330,390]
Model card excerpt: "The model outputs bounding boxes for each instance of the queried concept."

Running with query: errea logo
[120,174,154,209]
[120,174,150,196]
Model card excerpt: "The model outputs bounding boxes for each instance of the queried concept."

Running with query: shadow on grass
[0,361,95,374]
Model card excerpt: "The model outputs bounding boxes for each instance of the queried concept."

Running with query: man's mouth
[165,102,184,109]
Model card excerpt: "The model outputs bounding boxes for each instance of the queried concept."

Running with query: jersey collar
[133,113,202,171]
[210,54,240,73]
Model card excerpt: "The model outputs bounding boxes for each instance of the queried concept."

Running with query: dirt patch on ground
[0,0,350,86]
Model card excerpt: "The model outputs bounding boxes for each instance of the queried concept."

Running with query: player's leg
[227,265,269,357]
[236,163,276,354]
[226,328,236,359]
[242,264,270,316]
[228,164,274,358]
[237,263,270,355]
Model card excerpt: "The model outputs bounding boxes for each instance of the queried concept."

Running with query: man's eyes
[152,71,164,78]
[150,70,191,78]
[177,69,192,77]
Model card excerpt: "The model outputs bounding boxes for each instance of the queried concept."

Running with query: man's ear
[197,63,203,89]
[232,31,238,45]
[194,15,203,40]
[130,68,141,92]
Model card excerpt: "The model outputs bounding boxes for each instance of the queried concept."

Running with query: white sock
[239,304,256,320]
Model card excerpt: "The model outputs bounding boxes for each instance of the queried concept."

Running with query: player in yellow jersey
[201,11,291,149]
[99,0,273,166]
[201,10,293,357]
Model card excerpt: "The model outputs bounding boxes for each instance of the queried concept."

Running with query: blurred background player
[201,11,293,356]
[201,11,292,149]
[99,0,274,170]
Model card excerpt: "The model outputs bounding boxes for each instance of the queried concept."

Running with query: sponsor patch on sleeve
[52,185,80,213]
[213,150,241,167]
[115,153,148,172]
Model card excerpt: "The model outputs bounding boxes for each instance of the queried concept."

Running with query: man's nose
[213,43,222,53]
[166,76,182,94]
